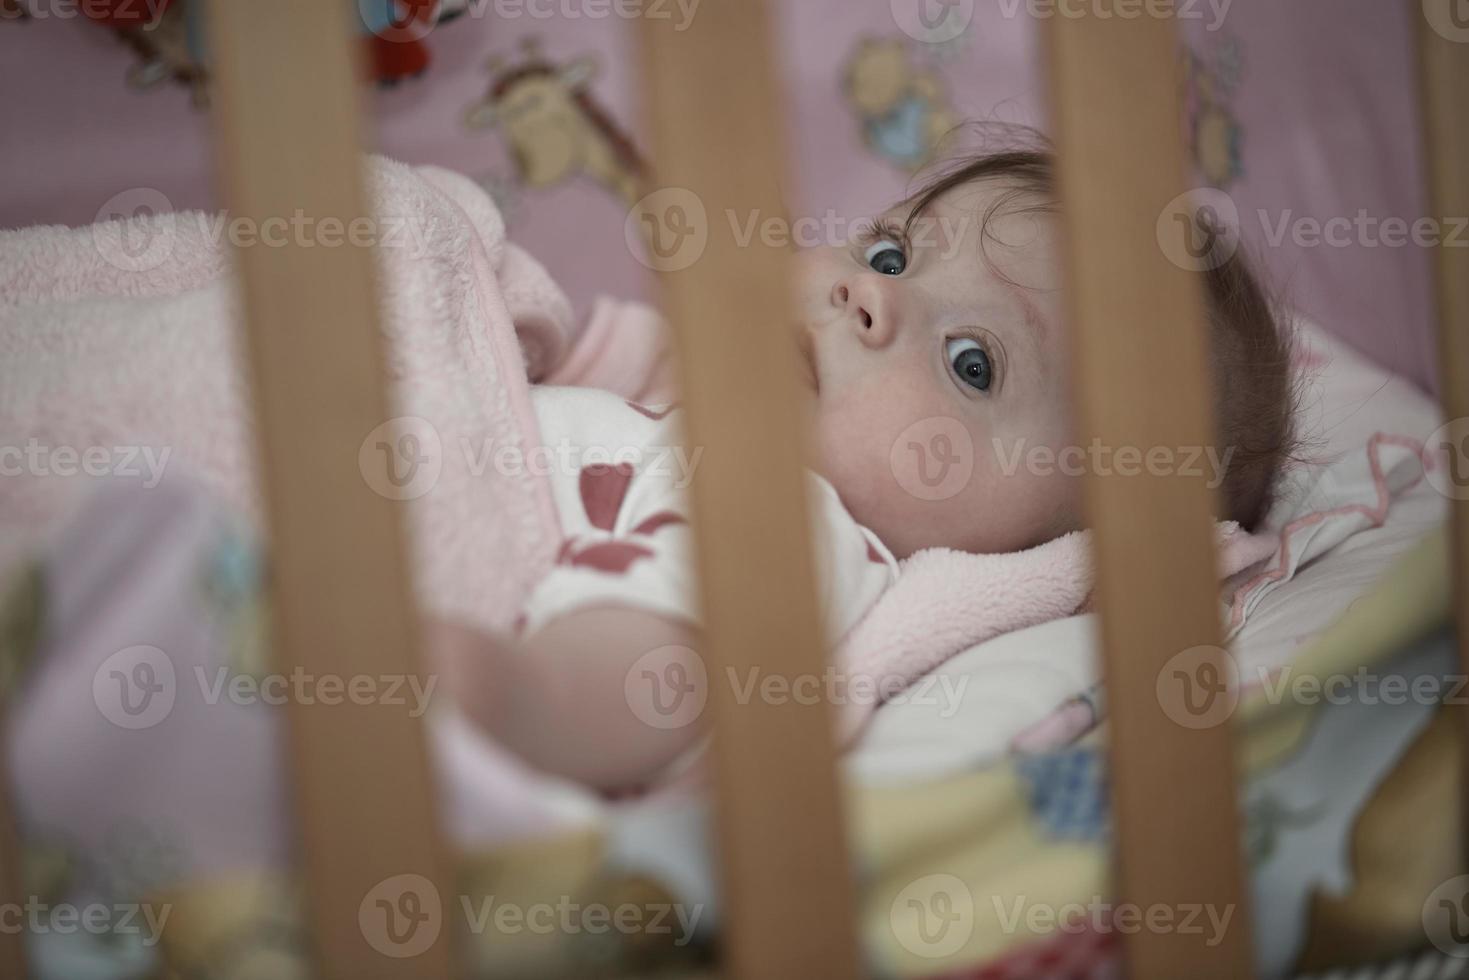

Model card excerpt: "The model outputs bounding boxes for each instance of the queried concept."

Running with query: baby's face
[793,182,1081,558]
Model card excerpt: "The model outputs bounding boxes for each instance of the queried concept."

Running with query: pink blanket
[0,157,572,631]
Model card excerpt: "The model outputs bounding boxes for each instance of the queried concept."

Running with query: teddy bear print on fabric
[463,38,648,207]
[842,36,960,173]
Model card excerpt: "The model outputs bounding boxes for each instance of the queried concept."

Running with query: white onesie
[521,386,898,640]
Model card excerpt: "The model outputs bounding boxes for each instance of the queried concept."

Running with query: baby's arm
[431,608,703,792]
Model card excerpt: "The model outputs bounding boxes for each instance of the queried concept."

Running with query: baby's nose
[833,276,899,348]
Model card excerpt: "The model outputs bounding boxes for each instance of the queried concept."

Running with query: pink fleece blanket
[0,157,574,631]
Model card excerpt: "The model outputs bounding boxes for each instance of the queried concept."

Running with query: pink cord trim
[1224,432,1432,629]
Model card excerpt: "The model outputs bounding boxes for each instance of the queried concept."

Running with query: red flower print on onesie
[556,462,688,574]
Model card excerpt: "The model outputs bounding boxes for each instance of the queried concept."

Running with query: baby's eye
[946,337,993,392]
[863,238,907,276]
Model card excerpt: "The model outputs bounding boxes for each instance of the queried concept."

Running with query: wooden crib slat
[1043,10,1255,980]
[205,2,455,978]
[637,5,860,979]
[1416,5,1469,861]
[0,749,28,977]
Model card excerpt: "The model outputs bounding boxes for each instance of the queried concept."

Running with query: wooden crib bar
[636,3,861,978]
[0,749,25,976]
[1043,9,1255,979]
[1416,4,1469,859]
[205,1,455,978]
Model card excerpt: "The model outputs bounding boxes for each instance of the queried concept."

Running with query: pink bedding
[0,156,566,631]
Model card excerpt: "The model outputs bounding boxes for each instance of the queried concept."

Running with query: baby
[435,146,1294,791]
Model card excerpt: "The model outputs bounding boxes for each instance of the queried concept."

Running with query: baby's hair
[900,128,1297,531]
